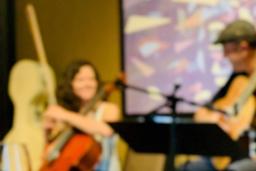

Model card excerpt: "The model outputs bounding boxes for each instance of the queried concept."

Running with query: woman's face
[71,65,98,102]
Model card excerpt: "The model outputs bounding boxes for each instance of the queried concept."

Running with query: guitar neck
[230,71,256,116]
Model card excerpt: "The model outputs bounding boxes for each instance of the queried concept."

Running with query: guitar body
[213,75,256,139]
[40,133,101,171]
[195,75,256,170]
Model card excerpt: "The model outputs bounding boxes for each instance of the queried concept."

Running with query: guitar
[195,73,256,170]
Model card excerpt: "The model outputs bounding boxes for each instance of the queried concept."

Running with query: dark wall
[0,0,15,139]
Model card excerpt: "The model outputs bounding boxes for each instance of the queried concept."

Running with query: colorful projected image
[123,0,256,114]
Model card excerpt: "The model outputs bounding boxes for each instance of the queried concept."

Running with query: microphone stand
[116,81,225,171]
[164,83,180,171]
[117,82,186,171]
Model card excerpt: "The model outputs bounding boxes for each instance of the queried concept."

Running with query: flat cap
[214,20,256,44]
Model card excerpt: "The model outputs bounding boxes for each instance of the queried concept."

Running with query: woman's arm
[43,103,120,137]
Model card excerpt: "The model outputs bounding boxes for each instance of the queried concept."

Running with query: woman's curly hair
[57,60,101,112]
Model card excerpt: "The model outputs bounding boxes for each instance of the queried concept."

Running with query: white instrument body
[4,59,55,171]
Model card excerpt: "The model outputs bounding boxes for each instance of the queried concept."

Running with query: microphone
[104,72,126,91]
[112,72,126,88]
[101,72,126,100]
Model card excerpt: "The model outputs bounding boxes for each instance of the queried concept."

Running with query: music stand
[109,121,248,171]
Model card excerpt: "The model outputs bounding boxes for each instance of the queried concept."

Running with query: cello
[39,87,109,171]
[3,59,47,171]
[3,3,57,169]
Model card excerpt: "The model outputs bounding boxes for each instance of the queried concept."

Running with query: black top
[211,72,248,103]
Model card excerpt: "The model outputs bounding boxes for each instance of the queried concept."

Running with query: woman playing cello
[41,60,121,171]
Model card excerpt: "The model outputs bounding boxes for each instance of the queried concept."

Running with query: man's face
[222,41,249,65]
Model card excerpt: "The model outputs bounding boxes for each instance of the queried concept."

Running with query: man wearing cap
[178,20,256,171]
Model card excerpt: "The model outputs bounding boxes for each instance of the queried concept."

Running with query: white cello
[4,3,57,171]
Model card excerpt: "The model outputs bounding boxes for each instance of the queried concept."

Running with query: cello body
[40,133,101,171]
[4,59,51,171]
